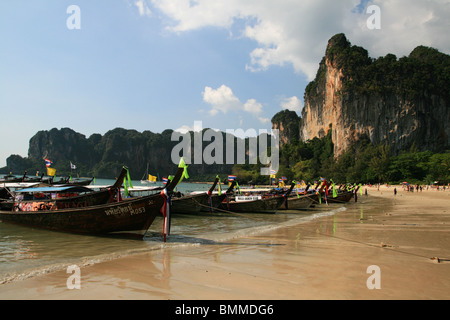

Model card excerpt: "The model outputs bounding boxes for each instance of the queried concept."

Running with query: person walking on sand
[394,188,397,196]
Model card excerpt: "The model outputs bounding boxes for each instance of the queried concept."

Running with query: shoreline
[0,186,449,300]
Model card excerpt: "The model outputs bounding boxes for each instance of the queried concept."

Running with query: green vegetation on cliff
[276,131,449,185]
[306,33,450,102]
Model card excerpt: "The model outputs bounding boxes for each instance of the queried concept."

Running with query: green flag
[178,157,189,184]
[123,167,133,197]
[126,168,133,189]
[236,181,241,194]
[216,175,222,196]
[123,175,129,197]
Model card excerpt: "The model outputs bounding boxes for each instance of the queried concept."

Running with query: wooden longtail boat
[0,167,184,239]
[0,168,128,211]
[220,195,285,214]
[280,193,315,210]
[200,181,236,212]
[0,172,27,183]
[171,178,219,214]
[278,184,314,210]
[41,176,94,186]
[326,190,354,203]
[220,183,295,214]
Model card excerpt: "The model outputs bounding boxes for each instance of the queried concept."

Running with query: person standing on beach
[394,188,397,196]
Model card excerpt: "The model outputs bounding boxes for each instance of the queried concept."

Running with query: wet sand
[1,185,449,300]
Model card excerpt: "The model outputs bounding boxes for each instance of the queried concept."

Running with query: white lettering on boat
[235,196,262,202]
[104,203,146,216]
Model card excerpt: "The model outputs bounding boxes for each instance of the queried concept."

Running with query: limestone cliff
[271,110,300,147]
[299,33,450,157]
[17,127,235,179]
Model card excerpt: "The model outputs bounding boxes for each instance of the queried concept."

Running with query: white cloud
[135,0,152,17]
[349,0,450,59]
[148,0,450,80]
[174,125,193,134]
[202,85,241,115]
[281,96,303,113]
[243,99,263,115]
[202,85,269,123]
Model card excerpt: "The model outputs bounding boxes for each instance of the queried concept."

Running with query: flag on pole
[162,177,168,184]
[332,182,338,198]
[178,157,189,184]
[228,175,237,181]
[45,159,52,167]
[47,167,56,177]
[216,175,222,196]
[70,162,77,170]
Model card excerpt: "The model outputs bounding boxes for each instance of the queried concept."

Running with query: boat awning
[14,186,93,193]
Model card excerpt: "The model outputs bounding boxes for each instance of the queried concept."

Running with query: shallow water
[0,180,357,284]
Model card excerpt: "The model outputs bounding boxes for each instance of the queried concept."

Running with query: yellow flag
[47,167,56,177]
[149,175,157,182]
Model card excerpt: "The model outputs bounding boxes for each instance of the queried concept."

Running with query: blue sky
[1,0,449,167]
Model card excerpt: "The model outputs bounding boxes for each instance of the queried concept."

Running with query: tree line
[232,130,450,185]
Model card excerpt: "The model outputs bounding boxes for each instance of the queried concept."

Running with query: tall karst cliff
[292,33,450,157]
[271,110,301,147]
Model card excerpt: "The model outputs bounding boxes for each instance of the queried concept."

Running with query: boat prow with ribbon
[171,177,220,214]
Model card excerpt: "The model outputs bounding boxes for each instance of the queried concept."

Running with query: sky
[0,0,449,167]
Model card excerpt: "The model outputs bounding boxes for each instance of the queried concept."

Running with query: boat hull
[0,193,165,238]
[280,194,315,210]
[219,196,285,214]
[171,193,211,214]
[326,191,354,203]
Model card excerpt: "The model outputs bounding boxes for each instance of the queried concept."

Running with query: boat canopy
[15,186,93,193]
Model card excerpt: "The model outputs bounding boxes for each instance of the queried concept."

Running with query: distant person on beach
[394,188,397,196]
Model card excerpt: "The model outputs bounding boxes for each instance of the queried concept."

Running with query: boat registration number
[235,196,262,202]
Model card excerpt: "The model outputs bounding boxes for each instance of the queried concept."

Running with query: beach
[0,185,449,300]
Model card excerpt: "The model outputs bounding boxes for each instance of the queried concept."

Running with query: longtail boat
[0,167,184,239]
[219,183,295,214]
[0,168,128,211]
[200,181,236,212]
[281,194,315,210]
[41,176,94,186]
[316,182,357,204]
[171,178,219,214]
[326,190,354,203]
[278,184,314,210]
[0,172,27,183]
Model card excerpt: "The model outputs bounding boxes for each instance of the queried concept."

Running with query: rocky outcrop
[299,33,450,157]
[10,127,236,179]
[28,127,98,169]
[271,110,301,147]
